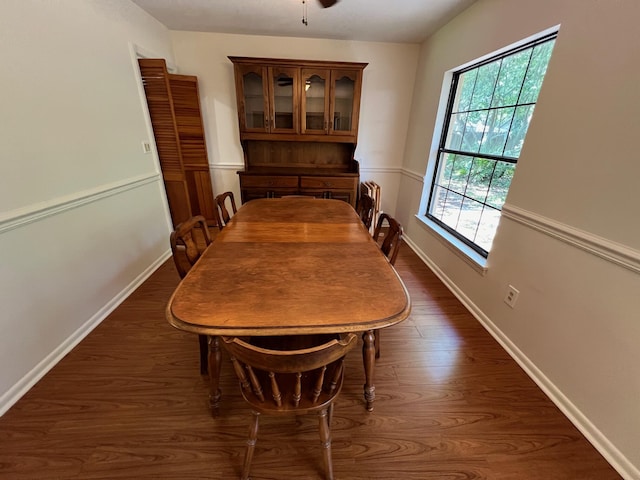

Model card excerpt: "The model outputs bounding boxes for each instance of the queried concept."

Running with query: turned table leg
[362,329,376,411]
[208,335,222,417]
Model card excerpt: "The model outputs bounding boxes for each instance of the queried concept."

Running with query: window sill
[414,214,488,276]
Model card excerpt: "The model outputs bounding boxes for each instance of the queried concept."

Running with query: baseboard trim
[0,249,172,417]
[0,173,160,235]
[402,234,639,480]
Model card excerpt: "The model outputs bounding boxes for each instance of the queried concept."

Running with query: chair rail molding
[209,162,245,171]
[0,173,161,235]
[501,203,640,274]
[400,167,425,183]
[359,165,403,175]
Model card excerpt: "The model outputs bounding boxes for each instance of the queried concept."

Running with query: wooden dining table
[166,197,411,415]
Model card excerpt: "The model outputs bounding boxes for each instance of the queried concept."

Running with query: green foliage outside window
[427,34,556,255]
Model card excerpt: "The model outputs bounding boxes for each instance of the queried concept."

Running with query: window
[425,33,556,257]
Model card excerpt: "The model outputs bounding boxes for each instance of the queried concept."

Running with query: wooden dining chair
[357,192,375,231]
[215,191,237,231]
[373,212,403,266]
[221,333,358,480]
[371,212,404,358]
[169,215,212,374]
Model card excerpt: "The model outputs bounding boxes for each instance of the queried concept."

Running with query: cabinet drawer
[240,175,298,188]
[299,176,356,189]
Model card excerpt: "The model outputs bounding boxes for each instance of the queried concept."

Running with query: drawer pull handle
[324,182,333,187]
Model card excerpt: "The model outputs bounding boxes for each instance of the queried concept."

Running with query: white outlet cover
[504,285,520,308]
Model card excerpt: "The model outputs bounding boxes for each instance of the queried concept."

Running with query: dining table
[166,197,411,416]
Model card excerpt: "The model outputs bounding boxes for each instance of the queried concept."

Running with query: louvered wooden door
[169,74,217,225]
[138,59,216,228]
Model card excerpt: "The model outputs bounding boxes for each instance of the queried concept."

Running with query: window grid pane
[427,33,556,256]
[479,107,515,156]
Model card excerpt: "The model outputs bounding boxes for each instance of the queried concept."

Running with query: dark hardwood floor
[0,244,621,479]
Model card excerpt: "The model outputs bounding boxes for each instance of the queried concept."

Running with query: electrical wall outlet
[504,285,519,308]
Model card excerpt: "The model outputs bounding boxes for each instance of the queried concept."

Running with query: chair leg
[328,402,334,428]
[318,407,334,480]
[242,411,260,480]
[198,335,208,375]
[374,330,381,359]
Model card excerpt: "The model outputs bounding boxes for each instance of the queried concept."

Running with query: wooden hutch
[229,56,367,207]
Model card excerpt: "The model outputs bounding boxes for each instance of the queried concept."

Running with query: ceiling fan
[301,0,338,27]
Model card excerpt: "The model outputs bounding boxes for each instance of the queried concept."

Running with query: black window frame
[425,32,557,257]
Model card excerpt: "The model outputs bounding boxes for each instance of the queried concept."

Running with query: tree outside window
[426,33,556,256]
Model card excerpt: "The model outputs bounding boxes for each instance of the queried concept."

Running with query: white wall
[169,31,419,215]
[398,0,640,477]
[0,1,174,413]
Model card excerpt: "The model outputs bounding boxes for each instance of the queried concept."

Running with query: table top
[166,198,411,336]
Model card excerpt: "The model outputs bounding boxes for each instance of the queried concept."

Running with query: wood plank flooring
[0,244,622,479]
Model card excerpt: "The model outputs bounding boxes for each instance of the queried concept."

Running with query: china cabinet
[229,57,367,207]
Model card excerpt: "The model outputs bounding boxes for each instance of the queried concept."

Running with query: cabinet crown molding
[228,56,368,70]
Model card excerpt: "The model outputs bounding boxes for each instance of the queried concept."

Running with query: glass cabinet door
[234,61,362,138]
[268,66,298,134]
[301,68,330,134]
[330,70,359,135]
[239,65,269,132]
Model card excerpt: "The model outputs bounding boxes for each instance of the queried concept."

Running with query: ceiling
[131,0,477,44]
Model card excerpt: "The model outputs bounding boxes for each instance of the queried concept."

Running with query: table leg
[208,335,222,417]
[362,329,376,411]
